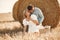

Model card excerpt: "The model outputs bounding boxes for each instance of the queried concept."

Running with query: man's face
[30,7,34,13]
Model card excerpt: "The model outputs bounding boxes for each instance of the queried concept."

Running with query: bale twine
[13,0,60,28]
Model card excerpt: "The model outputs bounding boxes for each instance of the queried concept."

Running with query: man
[27,4,44,25]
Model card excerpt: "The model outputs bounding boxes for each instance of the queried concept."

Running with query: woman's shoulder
[23,18,26,21]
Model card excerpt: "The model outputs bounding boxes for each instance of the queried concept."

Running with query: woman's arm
[31,15,39,25]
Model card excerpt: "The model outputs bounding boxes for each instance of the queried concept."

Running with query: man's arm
[37,8,44,24]
[33,7,44,24]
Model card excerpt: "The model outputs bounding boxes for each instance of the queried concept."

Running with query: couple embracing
[23,4,49,34]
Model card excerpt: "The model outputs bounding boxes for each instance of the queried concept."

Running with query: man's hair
[27,5,33,10]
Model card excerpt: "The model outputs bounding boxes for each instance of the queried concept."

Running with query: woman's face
[25,12,30,17]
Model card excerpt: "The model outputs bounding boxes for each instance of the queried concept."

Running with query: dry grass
[1,25,60,40]
[0,13,60,40]
[0,13,14,21]
[0,27,60,40]
[0,13,22,32]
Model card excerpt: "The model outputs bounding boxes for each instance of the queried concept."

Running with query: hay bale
[13,1,19,21]
[13,0,60,28]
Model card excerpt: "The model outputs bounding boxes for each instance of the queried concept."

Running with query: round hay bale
[13,0,23,21]
[13,1,19,21]
[13,0,60,28]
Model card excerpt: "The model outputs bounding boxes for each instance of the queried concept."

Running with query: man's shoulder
[33,7,42,14]
[35,7,41,10]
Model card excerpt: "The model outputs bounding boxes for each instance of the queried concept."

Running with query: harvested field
[0,13,23,33]
[0,13,14,21]
[0,24,60,40]
[0,0,60,39]
[0,13,60,40]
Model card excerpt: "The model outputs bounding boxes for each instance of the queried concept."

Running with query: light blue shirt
[32,7,44,24]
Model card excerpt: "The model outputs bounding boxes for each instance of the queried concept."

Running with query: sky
[58,0,60,6]
[0,0,60,13]
[0,0,18,13]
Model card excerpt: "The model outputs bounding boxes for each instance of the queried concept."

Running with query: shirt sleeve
[34,7,44,23]
[31,14,38,20]
[23,19,28,26]
[38,8,44,23]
